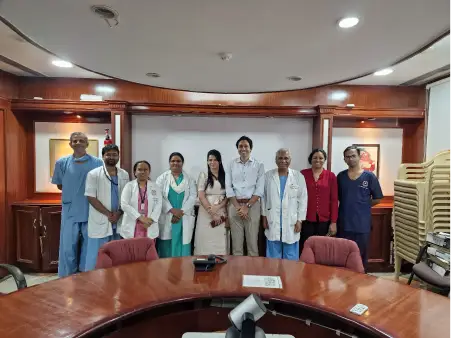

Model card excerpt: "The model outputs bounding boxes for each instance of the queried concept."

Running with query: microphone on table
[225,294,267,338]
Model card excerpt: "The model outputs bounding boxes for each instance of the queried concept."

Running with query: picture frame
[49,139,99,177]
[352,144,380,178]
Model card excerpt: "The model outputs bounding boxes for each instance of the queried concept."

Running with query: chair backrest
[0,264,27,295]
[95,238,159,269]
[300,236,365,273]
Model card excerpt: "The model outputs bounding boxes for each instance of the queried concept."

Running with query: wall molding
[10,99,426,119]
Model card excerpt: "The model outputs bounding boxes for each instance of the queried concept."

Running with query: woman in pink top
[120,160,162,243]
[134,162,150,238]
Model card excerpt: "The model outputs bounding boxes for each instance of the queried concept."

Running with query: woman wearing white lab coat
[156,152,197,258]
[120,161,163,240]
[261,149,307,260]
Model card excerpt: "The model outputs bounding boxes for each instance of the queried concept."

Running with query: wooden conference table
[0,257,449,338]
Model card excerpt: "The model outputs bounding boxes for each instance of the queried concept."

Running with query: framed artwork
[353,144,380,178]
[49,139,99,177]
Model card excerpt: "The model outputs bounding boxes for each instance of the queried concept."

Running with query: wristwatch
[246,203,252,208]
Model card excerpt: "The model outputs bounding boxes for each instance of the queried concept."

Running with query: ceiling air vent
[91,5,119,27]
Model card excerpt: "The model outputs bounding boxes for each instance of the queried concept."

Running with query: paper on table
[242,275,283,289]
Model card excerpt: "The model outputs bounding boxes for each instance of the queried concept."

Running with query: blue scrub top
[337,170,383,233]
[279,175,288,232]
[52,154,103,222]
[110,176,119,230]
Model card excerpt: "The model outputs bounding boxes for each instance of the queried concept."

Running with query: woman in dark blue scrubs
[336,146,383,270]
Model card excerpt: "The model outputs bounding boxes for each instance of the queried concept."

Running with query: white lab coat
[156,170,197,244]
[120,180,163,239]
[261,168,307,244]
[85,164,130,238]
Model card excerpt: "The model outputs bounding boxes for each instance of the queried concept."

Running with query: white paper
[242,275,283,289]
[431,262,447,276]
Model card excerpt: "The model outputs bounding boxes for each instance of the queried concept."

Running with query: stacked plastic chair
[426,164,450,235]
[393,150,450,280]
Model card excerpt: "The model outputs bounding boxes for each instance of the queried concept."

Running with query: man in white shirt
[84,144,130,271]
[225,136,265,256]
[261,149,307,260]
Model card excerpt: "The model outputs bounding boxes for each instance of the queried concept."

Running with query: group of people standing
[52,132,383,278]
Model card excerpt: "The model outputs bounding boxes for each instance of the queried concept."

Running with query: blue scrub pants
[337,231,370,269]
[266,240,299,261]
[85,230,121,271]
[58,218,89,277]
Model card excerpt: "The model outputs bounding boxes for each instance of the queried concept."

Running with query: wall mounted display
[49,139,99,177]
[353,144,380,178]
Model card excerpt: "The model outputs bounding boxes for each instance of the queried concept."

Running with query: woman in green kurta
[157,153,193,257]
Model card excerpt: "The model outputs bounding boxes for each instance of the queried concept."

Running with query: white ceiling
[0,0,449,92]
[0,20,106,78]
[345,35,450,85]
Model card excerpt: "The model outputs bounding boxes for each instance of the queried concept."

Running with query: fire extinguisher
[104,128,113,146]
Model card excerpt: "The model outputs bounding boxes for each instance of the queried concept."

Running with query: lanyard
[139,183,147,205]
[103,166,118,185]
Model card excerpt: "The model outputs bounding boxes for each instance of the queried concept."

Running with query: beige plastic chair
[394,151,450,280]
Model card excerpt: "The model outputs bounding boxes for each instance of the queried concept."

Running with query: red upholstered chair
[300,236,365,273]
[95,238,159,269]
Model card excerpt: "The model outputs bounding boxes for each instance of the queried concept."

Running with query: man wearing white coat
[261,149,308,260]
[84,144,130,271]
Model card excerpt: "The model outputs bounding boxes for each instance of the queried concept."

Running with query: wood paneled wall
[401,119,426,163]
[0,70,19,100]
[18,77,426,109]
[0,70,21,267]
[4,109,31,262]
[0,100,7,268]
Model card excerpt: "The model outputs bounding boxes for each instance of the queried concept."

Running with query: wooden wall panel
[0,104,7,268]
[4,108,30,262]
[0,70,19,100]
[401,120,426,163]
[334,118,401,128]
[120,112,132,174]
[18,77,426,109]
[312,116,322,149]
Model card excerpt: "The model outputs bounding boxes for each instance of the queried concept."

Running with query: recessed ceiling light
[374,68,393,76]
[146,72,160,78]
[287,76,302,81]
[52,60,73,68]
[338,17,359,28]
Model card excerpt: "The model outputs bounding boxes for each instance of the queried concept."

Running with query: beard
[105,159,117,166]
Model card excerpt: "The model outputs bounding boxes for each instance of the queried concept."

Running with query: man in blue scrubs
[52,132,103,277]
[337,146,383,270]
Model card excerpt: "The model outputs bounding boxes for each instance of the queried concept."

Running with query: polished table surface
[0,256,449,338]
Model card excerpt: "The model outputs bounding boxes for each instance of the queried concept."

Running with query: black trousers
[299,218,330,257]
[337,230,370,270]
